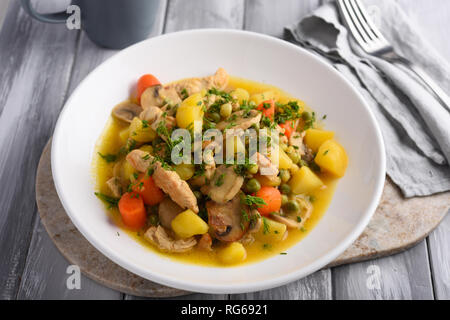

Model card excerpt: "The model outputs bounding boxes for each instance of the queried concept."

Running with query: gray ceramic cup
[21,0,163,49]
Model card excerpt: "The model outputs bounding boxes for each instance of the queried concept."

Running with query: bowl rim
[52,28,386,294]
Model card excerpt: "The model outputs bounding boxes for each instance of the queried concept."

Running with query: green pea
[281,194,289,205]
[302,111,312,121]
[284,200,300,214]
[287,151,301,164]
[246,178,261,193]
[208,112,221,123]
[247,164,259,175]
[220,103,232,118]
[280,184,291,195]
[280,169,291,182]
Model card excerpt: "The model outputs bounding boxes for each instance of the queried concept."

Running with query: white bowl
[52,29,385,294]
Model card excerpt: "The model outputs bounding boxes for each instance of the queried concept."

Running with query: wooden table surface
[0,0,449,300]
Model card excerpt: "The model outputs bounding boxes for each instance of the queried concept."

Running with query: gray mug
[21,0,163,49]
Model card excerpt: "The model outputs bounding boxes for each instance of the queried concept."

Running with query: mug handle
[21,0,69,24]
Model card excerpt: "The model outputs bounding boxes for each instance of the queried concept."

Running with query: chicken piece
[169,68,229,97]
[152,162,199,213]
[276,125,289,145]
[216,110,262,131]
[144,226,196,253]
[270,214,302,229]
[256,152,279,177]
[126,149,154,173]
[189,143,218,187]
[239,233,255,246]
[248,209,262,233]
[206,194,250,242]
[201,165,243,204]
[139,106,176,141]
[126,150,199,213]
[289,131,306,156]
[106,177,122,198]
[197,233,213,251]
[158,197,184,229]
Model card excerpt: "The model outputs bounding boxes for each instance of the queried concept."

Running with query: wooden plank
[0,0,79,300]
[427,213,450,299]
[396,0,450,300]
[17,218,121,299]
[17,0,168,300]
[332,241,433,299]
[0,0,11,30]
[244,0,321,38]
[231,270,331,300]
[164,0,245,32]
[230,0,330,301]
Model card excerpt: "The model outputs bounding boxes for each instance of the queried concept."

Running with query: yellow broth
[93,76,340,267]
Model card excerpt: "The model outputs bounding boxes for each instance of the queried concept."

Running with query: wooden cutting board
[35,140,450,297]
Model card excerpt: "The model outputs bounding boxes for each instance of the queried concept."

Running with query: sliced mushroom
[141,85,181,109]
[158,197,184,229]
[201,165,243,204]
[112,101,143,123]
[144,225,196,253]
[216,109,262,131]
[206,194,250,242]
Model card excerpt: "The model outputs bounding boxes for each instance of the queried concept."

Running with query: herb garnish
[94,192,119,208]
[98,152,117,163]
[215,173,225,186]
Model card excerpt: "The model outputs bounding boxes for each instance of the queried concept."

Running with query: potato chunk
[304,129,334,152]
[129,117,157,142]
[255,217,287,242]
[289,166,324,195]
[230,88,249,104]
[175,93,204,129]
[249,90,276,105]
[271,148,293,170]
[314,139,348,177]
[218,242,247,264]
[171,209,209,239]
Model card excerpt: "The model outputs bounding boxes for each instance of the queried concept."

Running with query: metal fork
[337,0,450,113]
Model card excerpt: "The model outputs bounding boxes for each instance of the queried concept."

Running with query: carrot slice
[254,186,282,216]
[279,120,297,139]
[137,74,161,102]
[257,100,275,120]
[132,173,164,205]
[118,192,147,229]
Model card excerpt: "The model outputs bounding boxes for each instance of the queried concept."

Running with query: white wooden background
[0,0,448,300]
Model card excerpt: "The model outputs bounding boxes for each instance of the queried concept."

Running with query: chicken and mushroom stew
[94,68,348,266]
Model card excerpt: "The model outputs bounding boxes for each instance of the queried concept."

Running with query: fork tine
[349,0,377,41]
[337,0,371,50]
[351,0,389,46]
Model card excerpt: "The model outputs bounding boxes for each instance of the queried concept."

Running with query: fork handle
[394,57,450,113]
